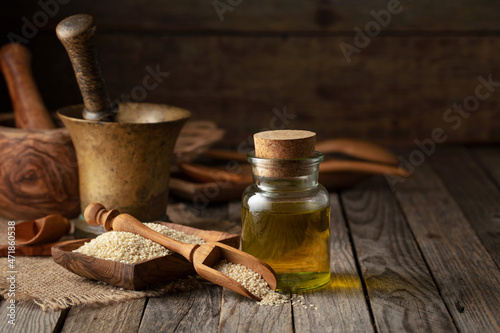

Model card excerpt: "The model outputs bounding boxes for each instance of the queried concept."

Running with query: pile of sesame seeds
[74,223,205,264]
[214,260,289,306]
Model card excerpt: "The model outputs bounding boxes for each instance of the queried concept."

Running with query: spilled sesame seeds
[291,294,318,310]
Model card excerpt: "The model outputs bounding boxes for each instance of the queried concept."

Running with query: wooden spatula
[84,203,277,301]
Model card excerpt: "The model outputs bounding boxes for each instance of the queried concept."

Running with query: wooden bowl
[51,222,240,290]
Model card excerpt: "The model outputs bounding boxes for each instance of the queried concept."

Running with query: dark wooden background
[1,0,500,146]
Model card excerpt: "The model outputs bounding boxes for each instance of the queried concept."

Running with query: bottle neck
[252,168,319,191]
[248,151,323,192]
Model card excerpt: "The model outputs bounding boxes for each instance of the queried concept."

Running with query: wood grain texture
[3,0,500,32]
[0,126,80,220]
[81,205,270,298]
[342,176,456,332]
[52,222,240,290]
[391,163,500,332]
[139,286,222,333]
[61,298,145,333]
[219,291,293,333]
[292,194,374,333]
[30,34,500,146]
[427,147,500,268]
[0,301,66,333]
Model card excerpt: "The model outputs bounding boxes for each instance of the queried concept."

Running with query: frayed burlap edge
[1,276,204,312]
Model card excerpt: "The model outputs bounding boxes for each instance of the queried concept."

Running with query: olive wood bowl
[52,222,240,290]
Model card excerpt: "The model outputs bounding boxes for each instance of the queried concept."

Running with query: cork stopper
[252,130,317,178]
[254,130,316,159]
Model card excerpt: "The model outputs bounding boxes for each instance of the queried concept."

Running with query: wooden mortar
[0,44,79,220]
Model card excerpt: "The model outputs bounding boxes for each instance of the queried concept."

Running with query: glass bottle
[241,151,331,291]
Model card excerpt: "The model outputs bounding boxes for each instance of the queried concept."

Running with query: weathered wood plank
[61,298,145,333]
[0,301,66,333]
[427,147,500,268]
[391,163,500,332]
[28,35,500,146]
[473,147,500,188]
[3,0,500,32]
[219,291,293,333]
[139,286,222,333]
[342,176,456,332]
[292,194,374,333]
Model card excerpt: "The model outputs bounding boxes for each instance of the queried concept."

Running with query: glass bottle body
[241,152,331,291]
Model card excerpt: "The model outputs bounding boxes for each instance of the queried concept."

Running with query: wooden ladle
[84,203,277,301]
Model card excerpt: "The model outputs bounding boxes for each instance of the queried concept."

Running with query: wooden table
[1,146,500,332]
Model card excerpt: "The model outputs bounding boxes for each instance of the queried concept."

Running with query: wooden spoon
[84,203,277,301]
[179,163,252,183]
[0,43,55,129]
[204,138,400,165]
[179,158,409,184]
[320,159,410,177]
[15,214,71,245]
[315,138,399,165]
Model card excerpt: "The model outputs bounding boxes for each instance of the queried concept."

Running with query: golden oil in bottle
[242,130,331,291]
[241,204,330,291]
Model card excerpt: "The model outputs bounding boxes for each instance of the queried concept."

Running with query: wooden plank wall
[1,0,500,146]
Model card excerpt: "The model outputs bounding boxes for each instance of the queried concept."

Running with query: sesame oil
[241,205,331,291]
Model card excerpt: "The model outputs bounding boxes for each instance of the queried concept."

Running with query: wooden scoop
[84,203,277,301]
[15,214,71,245]
[0,43,55,130]
[56,14,117,121]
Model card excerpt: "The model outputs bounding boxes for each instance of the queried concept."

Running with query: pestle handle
[84,203,199,262]
[56,14,116,121]
[0,43,55,129]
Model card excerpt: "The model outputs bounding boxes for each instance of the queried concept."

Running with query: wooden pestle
[56,14,117,121]
[84,203,277,301]
[0,43,55,129]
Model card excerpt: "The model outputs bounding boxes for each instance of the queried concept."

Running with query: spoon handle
[315,138,399,165]
[0,43,55,130]
[84,203,199,262]
[321,159,411,177]
[56,14,116,121]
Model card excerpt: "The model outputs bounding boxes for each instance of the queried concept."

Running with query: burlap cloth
[0,203,240,311]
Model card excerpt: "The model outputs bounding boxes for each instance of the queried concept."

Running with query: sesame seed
[214,260,289,306]
[73,223,205,264]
